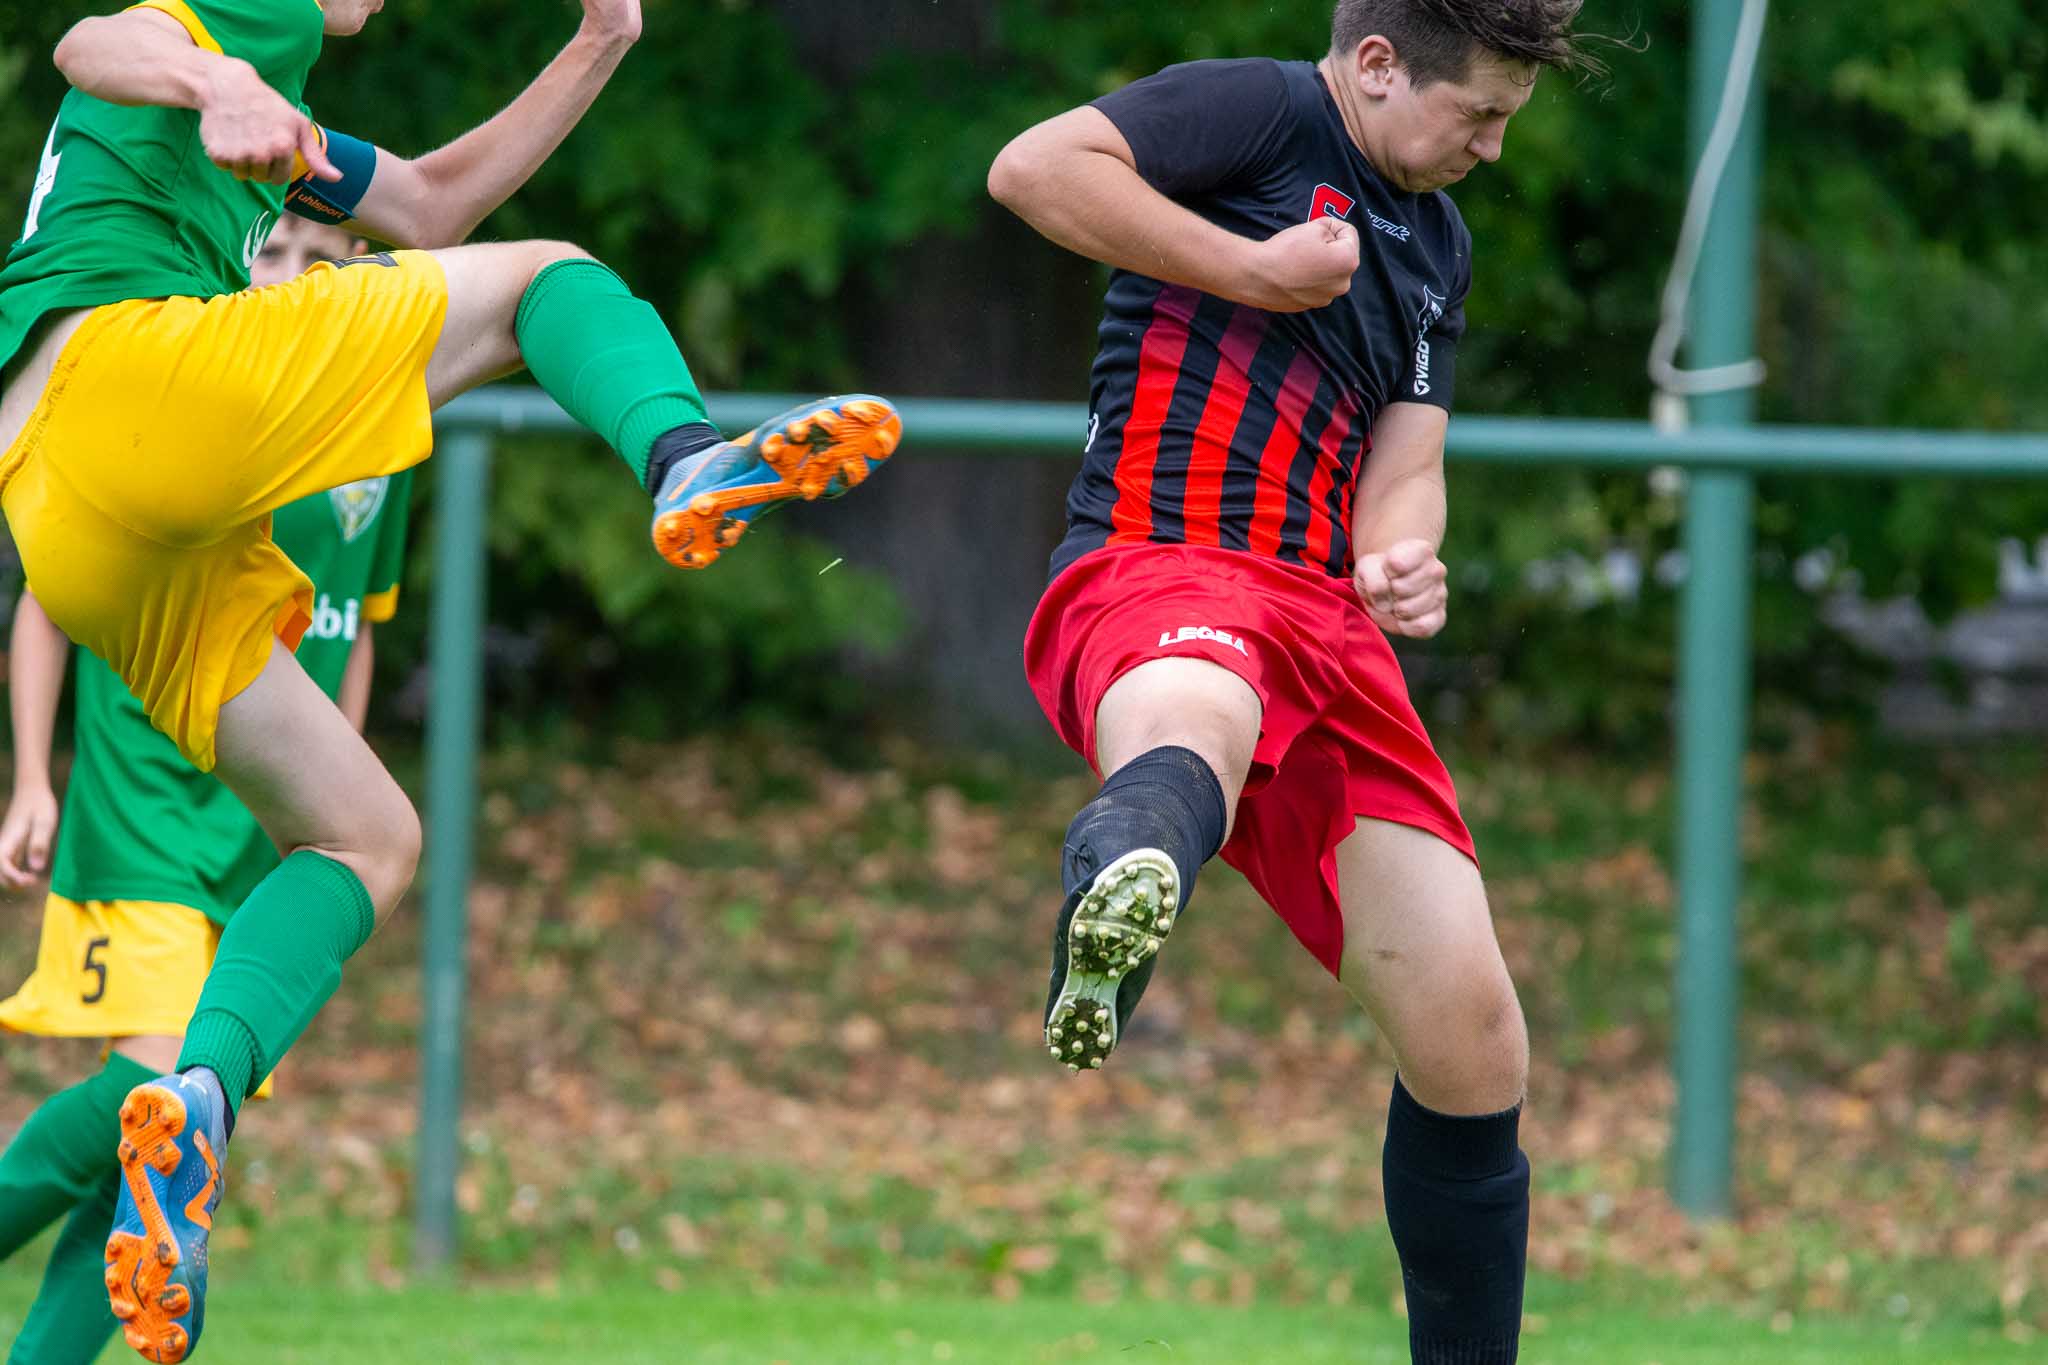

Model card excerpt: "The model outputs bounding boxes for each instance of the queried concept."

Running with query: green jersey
[49,472,412,922]
[0,0,326,378]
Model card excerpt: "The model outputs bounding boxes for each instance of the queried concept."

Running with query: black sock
[643,421,726,496]
[1063,745,1227,905]
[1383,1076,1530,1365]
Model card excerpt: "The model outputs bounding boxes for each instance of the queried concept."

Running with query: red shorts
[1024,543,1475,977]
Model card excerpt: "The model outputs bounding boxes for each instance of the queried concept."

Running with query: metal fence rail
[413,389,2048,1267]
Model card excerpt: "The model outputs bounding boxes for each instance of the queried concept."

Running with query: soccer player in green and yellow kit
[0,0,901,1357]
[0,215,410,1365]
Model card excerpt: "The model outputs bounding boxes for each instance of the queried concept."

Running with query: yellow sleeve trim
[127,0,223,56]
[361,586,400,623]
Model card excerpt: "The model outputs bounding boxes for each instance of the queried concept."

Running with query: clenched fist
[1353,539,1449,639]
[199,61,337,184]
[1240,217,1360,312]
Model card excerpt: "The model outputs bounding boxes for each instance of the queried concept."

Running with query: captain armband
[284,126,377,227]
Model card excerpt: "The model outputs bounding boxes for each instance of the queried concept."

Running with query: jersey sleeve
[1091,59,1294,197]
[362,470,414,624]
[127,0,317,80]
[1406,215,1472,412]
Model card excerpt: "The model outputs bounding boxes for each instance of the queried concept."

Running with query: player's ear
[1357,35,1401,96]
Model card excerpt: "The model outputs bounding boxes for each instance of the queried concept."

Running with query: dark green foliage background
[2,2,2043,739]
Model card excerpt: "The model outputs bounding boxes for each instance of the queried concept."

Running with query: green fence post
[415,429,493,1270]
[1672,0,1764,1219]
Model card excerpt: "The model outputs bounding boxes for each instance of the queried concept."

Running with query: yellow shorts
[0,250,448,771]
[0,895,275,1098]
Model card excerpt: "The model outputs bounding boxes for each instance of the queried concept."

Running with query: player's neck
[1316,55,1395,188]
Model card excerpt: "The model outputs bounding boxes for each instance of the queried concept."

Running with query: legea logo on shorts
[1158,625,1250,656]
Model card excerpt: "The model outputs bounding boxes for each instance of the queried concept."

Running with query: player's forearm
[401,23,636,246]
[54,13,249,111]
[991,142,1262,306]
[337,626,374,733]
[8,594,70,793]
[1352,468,1447,558]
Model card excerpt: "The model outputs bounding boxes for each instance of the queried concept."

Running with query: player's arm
[989,67,1357,315]
[336,625,374,733]
[318,0,641,250]
[1351,403,1451,641]
[0,593,72,887]
[52,7,337,184]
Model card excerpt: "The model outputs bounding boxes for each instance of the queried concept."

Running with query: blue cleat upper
[106,1069,228,1363]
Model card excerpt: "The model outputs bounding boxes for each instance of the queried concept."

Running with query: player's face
[251,218,363,288]
[320,0,384,36]
[1381,54,1536,193]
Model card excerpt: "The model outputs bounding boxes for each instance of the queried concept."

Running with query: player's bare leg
[107,642,417,1363]
[1041,658,1257,1070]
[423,240,902,569]
[1335,819,1530,1363]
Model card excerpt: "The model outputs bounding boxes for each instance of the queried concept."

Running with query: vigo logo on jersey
[242,211,277,270]
[306,593,362,643]
[328,477,390,543]
[1412,287,1448,397]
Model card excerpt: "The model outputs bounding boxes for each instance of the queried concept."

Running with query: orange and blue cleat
[105,1071,228,1363]
[650,395,903,570]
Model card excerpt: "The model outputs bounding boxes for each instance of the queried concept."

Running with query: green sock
[0,1052,152,1260]
[7,1171,120,1365]
[513,258,713,488]
[178,849,376,1108]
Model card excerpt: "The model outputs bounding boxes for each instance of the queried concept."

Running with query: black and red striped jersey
[1048,58,1473,582]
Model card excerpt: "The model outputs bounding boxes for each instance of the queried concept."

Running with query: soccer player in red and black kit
[990,3,1596,1361]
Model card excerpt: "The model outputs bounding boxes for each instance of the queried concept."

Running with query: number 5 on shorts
[81,935,110,1005]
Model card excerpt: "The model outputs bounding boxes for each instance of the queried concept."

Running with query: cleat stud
[1068,1063,1081,1073]
[1089,1057,1104,1069]
[156,1239,176,1266]
[690,493,718,515]
[1107,969,1122,981]
[1095,1009,1109,1024]
[1050,1027,1063,1040]
[1069,1040,1083,1054]
[1049,1046,1062,1058]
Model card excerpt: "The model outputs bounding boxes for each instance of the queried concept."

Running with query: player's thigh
[1095,657,1263,802]
[12,266,446,540]
[424,239,594,407]
[1334,817,1526,1113]
[213,638,420,921]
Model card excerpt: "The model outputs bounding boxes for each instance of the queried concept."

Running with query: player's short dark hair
[1331,0,1602,86]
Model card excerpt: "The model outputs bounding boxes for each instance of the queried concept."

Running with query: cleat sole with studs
[653,395,902,570]
[1044,848,1179,1073]
[105,1084,199,1363]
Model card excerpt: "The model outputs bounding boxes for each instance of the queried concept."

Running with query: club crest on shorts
[329,477,389,543]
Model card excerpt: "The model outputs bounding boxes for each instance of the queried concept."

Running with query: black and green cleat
[1042,848,1181,1072]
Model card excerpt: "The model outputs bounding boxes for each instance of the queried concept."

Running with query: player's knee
[342,789,420,923]
[523,239,596,278]
[1401,975,1528,1113]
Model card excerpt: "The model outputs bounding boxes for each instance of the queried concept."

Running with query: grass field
[5,735,2044,1360]
[2,1252,2038,1365]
